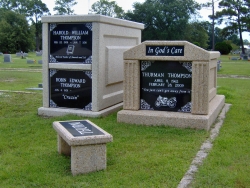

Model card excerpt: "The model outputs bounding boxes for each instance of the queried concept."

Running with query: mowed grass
[0,54,250,187]
[0,92,209,187]
[0,53,42,91]
[0,71,42,91]
[191,78,250,187]
[0,52,42,69]
[218,55,250,76]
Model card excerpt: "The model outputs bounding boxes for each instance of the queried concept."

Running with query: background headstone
[36,51,42,56]
[217,60,221,71]
[4,54,11,63]
[27,59,35,64]
[16,52,22,57]
[38,60,42,64]
[242,55,248,60]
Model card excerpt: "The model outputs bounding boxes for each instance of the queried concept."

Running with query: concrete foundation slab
[117,95,225,130]
[38,102,123,118]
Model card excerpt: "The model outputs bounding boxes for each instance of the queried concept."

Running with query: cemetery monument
[38,14,144,117]
[118,41,225,130]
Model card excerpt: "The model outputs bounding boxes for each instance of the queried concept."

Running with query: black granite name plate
[59,120,105,137]
[146,46,184,56]
[50,69,92,110]
[49,23,92,64]
[140,61,192,112]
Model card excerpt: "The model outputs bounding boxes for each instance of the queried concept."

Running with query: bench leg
[57,135,71,156]
[71,144,106,175]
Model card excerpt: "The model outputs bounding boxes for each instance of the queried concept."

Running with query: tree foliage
[53,0,77,15]
[184,21,209,49]
[0,0,50,51]
[201,0,220,50]
[215,41,232,54]
[90,0,125,18]
[26,0,50,51]
[0,9,34,53]
[215,0,249,54]
[125,0,200,41]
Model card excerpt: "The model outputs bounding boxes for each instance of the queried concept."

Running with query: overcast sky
[41,0,249,40]
[42,0,213,19]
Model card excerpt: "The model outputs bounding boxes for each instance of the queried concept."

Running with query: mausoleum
[38,14,144,117]
[117,41,225,130]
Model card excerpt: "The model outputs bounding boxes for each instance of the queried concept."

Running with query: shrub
[215,42,232,55]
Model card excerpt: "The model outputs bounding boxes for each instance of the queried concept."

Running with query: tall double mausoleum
[38,15,144,117]
[117,41,225,130]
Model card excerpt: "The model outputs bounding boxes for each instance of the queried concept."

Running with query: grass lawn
[0,52,42,69]
[218,55,250,76]
[0,54,249,187]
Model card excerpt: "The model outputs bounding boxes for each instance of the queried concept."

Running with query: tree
[215,41,232,54]
[227,34,241,45]
[0,9,35,53]
[184,21,209,49]
[0,0,13,9]
[215,0,249,54]
[90,0,125,18]
[125,0,200,41]
[0,0,50,51]
[53,0,77,15]
[26,0,50,51]
[202,0,220,50]
[0,0,30,15]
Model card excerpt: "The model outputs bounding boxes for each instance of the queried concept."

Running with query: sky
[41,0,249,41]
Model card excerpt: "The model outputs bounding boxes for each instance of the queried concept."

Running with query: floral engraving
[50,55,57,63]
[181,62,192,72]
[178,102,192,113]
[141,99,154,110]
[83,103,92,111]
[85,71,92,79]
[50,99,57,108]
[50,69,57,77]
[50,24,57,31]
[141,61,152,71]
[85,56,92,64]
[85,23,92,31]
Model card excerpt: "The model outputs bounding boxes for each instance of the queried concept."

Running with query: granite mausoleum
[117,41,225,130]
[38,15,144,117]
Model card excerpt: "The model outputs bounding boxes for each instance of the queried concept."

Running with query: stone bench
[53,120,113,175]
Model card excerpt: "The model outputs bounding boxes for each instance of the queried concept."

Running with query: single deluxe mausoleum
[117,41,225,130]
[38,14,144,117]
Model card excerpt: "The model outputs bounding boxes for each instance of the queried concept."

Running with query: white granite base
[117,95,225,130]
[38,103,123,118]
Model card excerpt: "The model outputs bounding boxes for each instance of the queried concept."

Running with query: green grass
[0,92,209,187]
[0,52,42,91]
[0,52,42,69]
[0,71,42,91]
[218,55,250,76]
[0,54,250,187]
